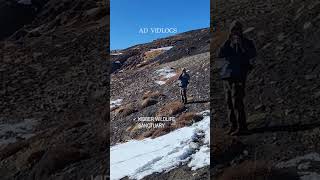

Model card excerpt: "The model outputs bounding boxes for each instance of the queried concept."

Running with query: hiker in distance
[217,20,257,136]
[178,68,190,104]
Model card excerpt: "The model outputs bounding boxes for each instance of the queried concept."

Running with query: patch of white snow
[110,99,123,109]
[149,46,173,52]
[110,112,210,180]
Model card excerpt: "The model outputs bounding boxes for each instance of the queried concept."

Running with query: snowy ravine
[110,111,210,180]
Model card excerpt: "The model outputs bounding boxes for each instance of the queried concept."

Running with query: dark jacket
[178,73,190,88]
[218,37,257,81]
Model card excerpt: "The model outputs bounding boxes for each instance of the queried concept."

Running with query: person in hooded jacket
[217,20,257,135]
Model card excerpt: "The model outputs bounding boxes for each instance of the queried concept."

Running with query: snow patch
[110,112,210,180]
[110,99,123,109]
[0,118,37,146]
[149,46,173,52]
[111,52,123,56]
[188,146,210,170]
[154,67,177,85]
[156,67,177,79]
[17,0,32,5]
[155,81,166,85]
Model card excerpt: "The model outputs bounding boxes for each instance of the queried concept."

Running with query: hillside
[0,0,108,179]
[211,0,320,179]
[110,28,210,179]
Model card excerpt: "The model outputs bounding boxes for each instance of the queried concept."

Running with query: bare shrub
[142,91,165,100]
[156,101,185,117]
[115,103,137,117]
[140,98,158,108]
[174,112,203,128]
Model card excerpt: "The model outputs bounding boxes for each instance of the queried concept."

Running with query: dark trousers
[224,79,247,130]
[180,88,187,103]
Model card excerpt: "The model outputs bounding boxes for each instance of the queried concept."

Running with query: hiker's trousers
[180,87,187,103]
[224,80,247,129]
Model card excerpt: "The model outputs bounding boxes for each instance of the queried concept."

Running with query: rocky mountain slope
[211,0,320,179]
[0,0,108,179]
[111,29,210,73]
[110,28,210,179]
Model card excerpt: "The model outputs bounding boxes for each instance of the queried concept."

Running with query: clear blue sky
[110,0,210,50]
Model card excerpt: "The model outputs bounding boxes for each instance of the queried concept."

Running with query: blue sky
[110,0,210,50]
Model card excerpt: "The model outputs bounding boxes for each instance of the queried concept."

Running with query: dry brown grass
[115,103,137,117]
[134,124,174,139]
[143,49,165,61]
[142,91,165,100]
[212,128,244,163]
[140,98,158,108]
[137,130,155,139]
[174,112,203,128]
[156,101,185,117]
[126,124,139,133]
[218,161,300,180]
[136,50,164,68]
[136,61,150,68]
